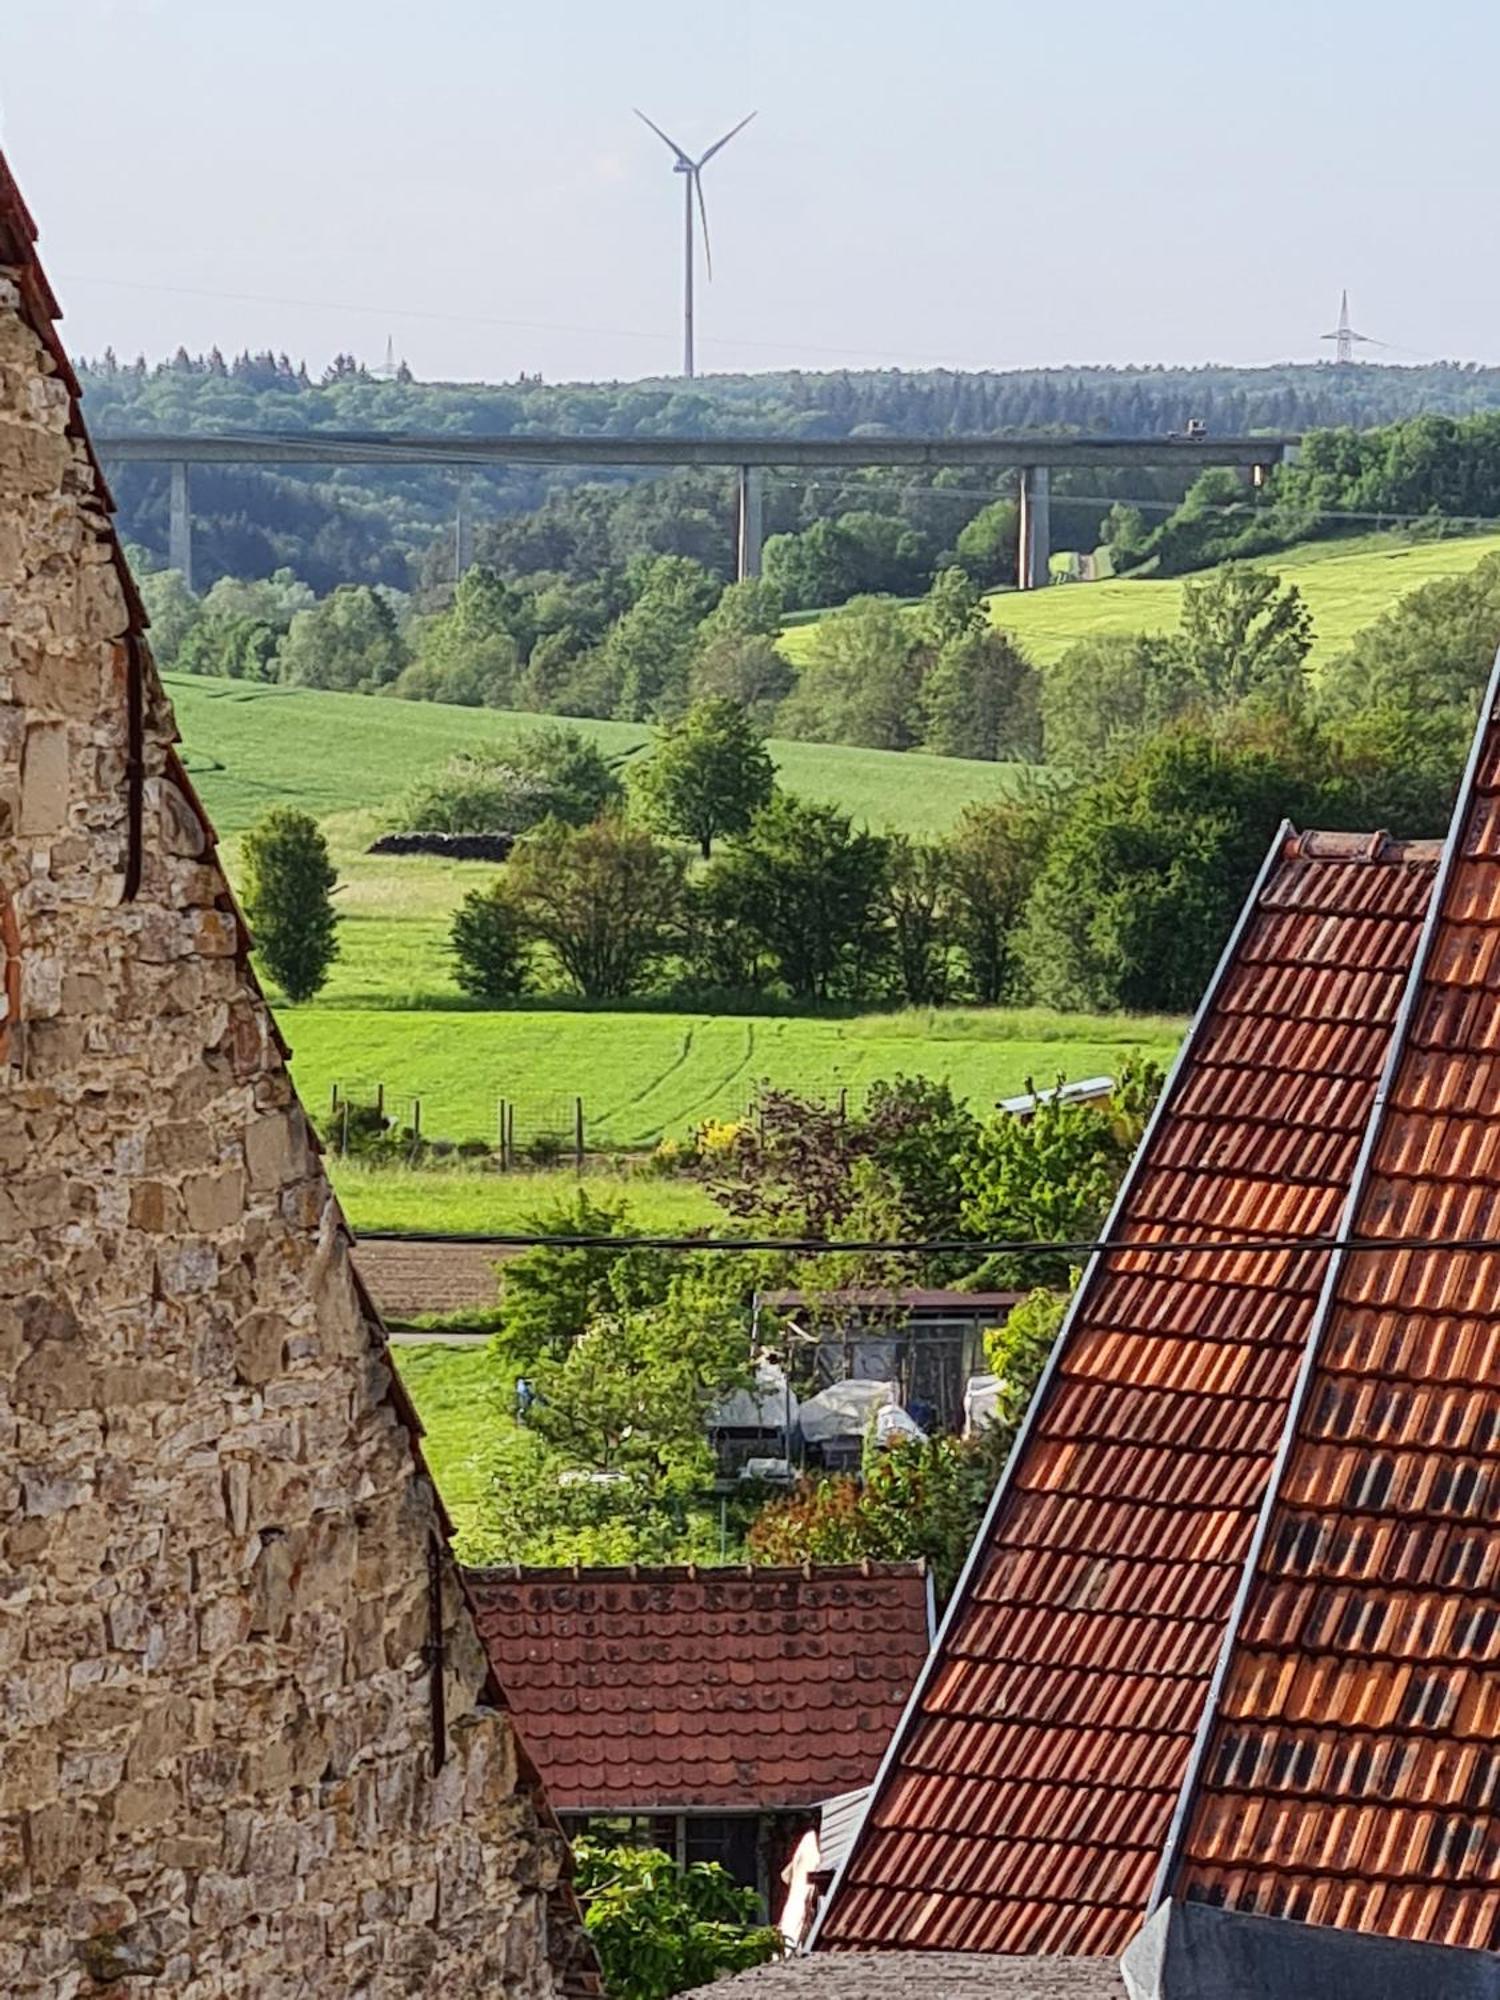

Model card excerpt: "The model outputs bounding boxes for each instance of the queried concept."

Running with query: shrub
[1017,720,1327,1013]
[505,813,688,1000]
[449,881,532,1001]
[572,1842,781,2000]
[747,1430,1010,1604]
[394,726,625,836]
[699,794,890,1003]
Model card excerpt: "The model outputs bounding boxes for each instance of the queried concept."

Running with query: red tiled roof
[1167,693,1500,1945]
[815,828,1442,1958]
[466,1563,933,1811]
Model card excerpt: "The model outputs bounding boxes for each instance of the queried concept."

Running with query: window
[684,1815,760,1894]
[562,1813,677,1859]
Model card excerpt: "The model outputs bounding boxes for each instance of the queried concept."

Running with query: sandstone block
[181,1165,246,1235]
[231,1311,287,1387]
[111,1778,178,1834]
[18,720,67,834]
[244,1110,304,1191]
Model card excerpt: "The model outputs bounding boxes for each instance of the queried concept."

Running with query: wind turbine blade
[694,168,713,279]
[634,108,692,165]
[696,110,757,168]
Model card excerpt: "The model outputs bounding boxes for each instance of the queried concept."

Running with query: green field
[170,675,1020,840]
[295,1005,1183,1151]
[333,1161,720,1233]
[391,1343,507,1545]
[779,529,1500,670]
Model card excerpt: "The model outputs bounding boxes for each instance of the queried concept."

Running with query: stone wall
[0,164,593,1998]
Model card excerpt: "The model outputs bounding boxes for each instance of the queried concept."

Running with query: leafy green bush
[983,1285,1070,1429]
[700,794,890,1003]
[1017,720,1327,1013]
[959,1058,1163,1288]
[449,881,532,1000]
[572,1842,781,2000]
[747,1429,1010,1604]
[394,725,626,836]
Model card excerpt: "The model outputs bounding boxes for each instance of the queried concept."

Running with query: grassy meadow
[389,1342,507,1545]
[178,526,1473,1225]
[333,1161,720,1234]
[296,1005,1183,1154]
[778,529,1500,670]
[169,674,1021,840]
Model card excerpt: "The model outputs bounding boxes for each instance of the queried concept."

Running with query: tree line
[1106,410,1500,578]
[87,346,1500,594]
[242,548,1500,1020]
[136,552,1041,754]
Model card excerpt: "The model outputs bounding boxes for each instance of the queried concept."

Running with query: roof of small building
[678,1954,1126,1997]
[763,1290,1023,1313]
[816,827,1445,1959]
[466,1563,933,1811]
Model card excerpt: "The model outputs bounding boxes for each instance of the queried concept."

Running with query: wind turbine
[635,109,756,379]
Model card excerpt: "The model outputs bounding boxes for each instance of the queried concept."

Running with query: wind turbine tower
[1321,290,1377,365]
[636,109,756,379]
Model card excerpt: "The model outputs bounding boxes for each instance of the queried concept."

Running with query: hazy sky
[1,0,1493,384]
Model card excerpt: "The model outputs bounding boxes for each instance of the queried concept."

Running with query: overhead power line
[356,1227,1500,1258]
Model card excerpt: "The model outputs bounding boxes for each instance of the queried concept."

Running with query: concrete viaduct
[94,431,1300,595]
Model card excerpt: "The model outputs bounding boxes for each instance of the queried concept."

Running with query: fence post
[376,1081,385,1123]
[838,1086,848,1124]
[410,1098,422,1163]
[505,1100,516,1168]
[497,1097,507,1168]
[330,1081,340,1116]
[575,1096,585,1174]
[340,1098,350,1159]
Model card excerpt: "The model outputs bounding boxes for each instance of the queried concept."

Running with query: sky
[1,0,1494,386]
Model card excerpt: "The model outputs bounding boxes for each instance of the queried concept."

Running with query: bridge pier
[736,465,765,582]
[168,461,193,590]
[1018,464,1050,590]
[454,473,474,582]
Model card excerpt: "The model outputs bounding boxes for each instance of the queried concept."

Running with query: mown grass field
[169,674,1021,840]
[389,1343,507,1546]
[332,1161,720,1234]
[778,529,1500,670]
[295,1005,1183,1152]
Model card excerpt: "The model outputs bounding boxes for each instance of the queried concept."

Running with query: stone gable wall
[0,259,586,1996]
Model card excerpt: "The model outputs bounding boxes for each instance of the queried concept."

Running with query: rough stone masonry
[0,156,595,1997]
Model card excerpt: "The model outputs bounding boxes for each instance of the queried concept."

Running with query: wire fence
[320,1080,856,1168]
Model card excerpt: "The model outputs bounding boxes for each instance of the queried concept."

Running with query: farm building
[0,149,595,1996]
[754,1289,1023,1455]
[466,1563,933,1927]
[812,755,1500,1987]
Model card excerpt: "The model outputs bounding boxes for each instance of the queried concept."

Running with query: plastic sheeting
[799,1378,895,1444]
[964,1373,1003,1435]
[710,1360,798,1433]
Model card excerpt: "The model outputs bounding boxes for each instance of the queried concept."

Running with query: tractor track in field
[593,1025,696,1130]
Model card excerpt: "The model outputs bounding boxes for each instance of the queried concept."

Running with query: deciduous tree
[635,699,775,858]
[506,813,687,998]
[700,795,889,1001]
